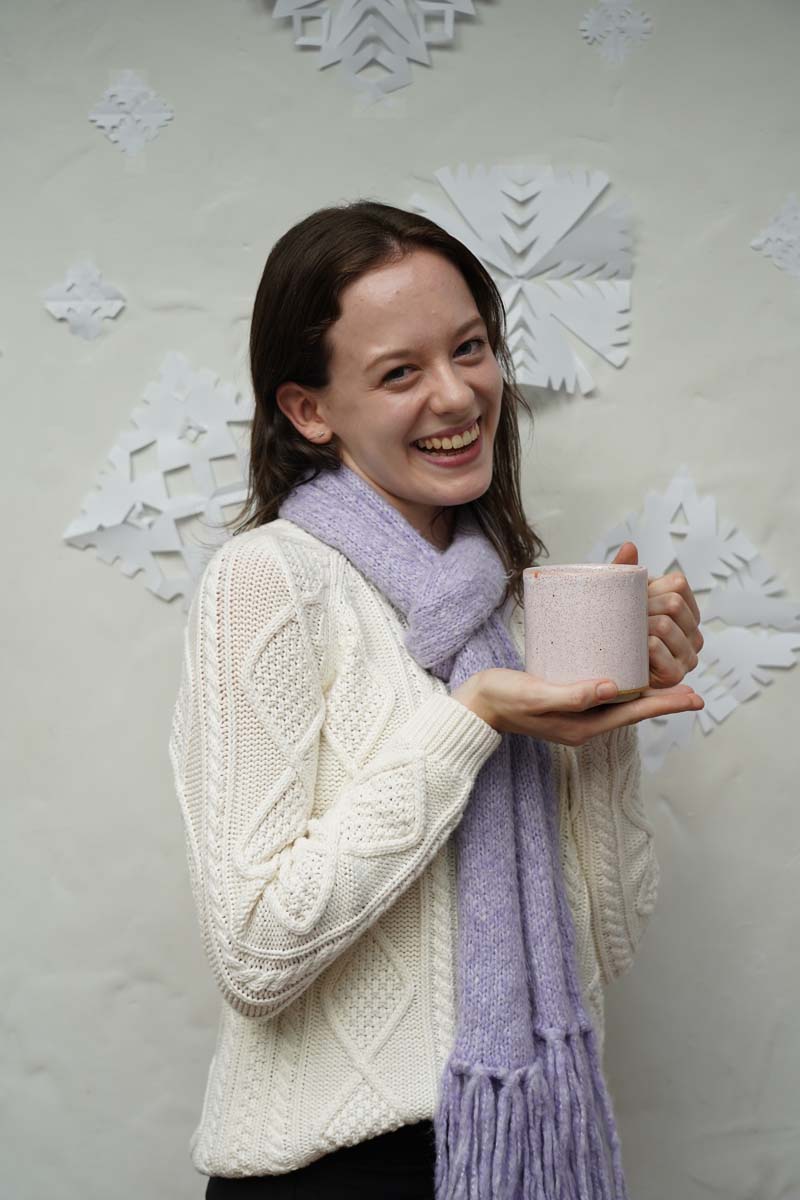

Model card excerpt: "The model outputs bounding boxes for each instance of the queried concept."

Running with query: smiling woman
[230,198,547,597]
[271,246,506,550]
[170,200,669,1199]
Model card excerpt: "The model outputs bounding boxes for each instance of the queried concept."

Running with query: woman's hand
[452,546,706,746]
[612,542,703,688]
[451,670,704,746]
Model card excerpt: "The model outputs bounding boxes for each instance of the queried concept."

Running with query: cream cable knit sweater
[167,517,659,1180]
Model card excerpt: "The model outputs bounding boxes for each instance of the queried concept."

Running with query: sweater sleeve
[552,726,660,986]
[168,533,501,1019]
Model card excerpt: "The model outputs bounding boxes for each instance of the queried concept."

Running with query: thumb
[612,541,638,565]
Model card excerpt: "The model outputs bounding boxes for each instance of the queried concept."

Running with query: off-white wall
[3,1,799,1196]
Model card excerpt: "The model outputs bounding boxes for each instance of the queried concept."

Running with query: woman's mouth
[410,417,483,467]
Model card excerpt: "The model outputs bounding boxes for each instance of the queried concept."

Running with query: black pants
[205,1119,436,1198]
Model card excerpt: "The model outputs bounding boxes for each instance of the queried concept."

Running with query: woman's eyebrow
[364,315,485,372]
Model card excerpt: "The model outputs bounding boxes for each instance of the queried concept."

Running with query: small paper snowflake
[585,465,800,772]
[751,193,800,280]
[63,353,253,607]
[272,0,480,99]
[89,70,173,155]
[579,0,653,65]
[43,261,126,339]
[410,162,633,394]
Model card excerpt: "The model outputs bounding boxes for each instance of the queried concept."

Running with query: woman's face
[276,247,505,548]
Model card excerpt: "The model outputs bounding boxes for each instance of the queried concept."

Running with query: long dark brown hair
[225,198,549,609]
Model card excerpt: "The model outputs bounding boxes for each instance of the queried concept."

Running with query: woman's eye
[384,364,411,383]
[382,339,485,384]
[457,337,485,356]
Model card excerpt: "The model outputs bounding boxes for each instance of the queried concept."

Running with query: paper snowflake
[43,261,126,340]
[64,353,253,607]
[272,0,480,99]
[410,163,632,394]
[585,465,800,772]
[579,0,653,65]
[751,193,800,280]
[88,70,174,155]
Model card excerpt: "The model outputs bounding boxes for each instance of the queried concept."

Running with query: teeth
[415,420,479,452]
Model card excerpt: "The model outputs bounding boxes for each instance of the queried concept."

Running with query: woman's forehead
[341,249,467,309]
[331,255,479,354]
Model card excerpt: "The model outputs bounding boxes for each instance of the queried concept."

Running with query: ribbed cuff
[398,690,502,776]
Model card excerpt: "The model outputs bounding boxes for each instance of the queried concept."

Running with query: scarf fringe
[434,1025,629,1200]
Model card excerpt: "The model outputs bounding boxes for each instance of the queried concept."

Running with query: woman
[168,199,704,1198]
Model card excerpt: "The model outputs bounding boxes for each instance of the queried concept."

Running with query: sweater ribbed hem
[398,690,502,776]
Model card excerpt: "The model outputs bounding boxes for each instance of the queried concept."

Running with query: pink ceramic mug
[522,564,650,702]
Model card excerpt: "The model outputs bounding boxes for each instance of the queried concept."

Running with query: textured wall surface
[2,1,799,1197]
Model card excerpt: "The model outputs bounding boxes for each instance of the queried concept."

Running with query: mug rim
[524,563,647,574]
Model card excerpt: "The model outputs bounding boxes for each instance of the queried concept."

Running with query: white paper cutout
[751,193,800,280]
[272,0,479,99]
[579,1,653,65]
[585,465,800,772]
[43,261,126,340]
[410,163,632,394]
[88,70,174,155]
[64,353,253,607]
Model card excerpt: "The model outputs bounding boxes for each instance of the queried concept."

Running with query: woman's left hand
[612,542,704,689]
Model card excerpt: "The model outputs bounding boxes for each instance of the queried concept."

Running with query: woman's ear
[275,381,328,441]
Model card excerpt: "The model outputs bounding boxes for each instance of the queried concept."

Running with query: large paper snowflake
[410,163,632,394]
[43,261,126,340]
[88,70,174,155]
[585,465,800,773]
[579,1,653,65]
[751,193,800,280]
[272,0,480,98]
[64,353,253,607]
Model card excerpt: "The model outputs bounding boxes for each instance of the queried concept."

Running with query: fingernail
[596,683,618,699]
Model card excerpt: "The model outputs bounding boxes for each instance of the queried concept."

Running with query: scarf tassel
[434,1027,629,1200]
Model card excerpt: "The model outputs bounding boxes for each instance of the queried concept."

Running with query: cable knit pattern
[559,721,659,987]
[167,518,658,1178]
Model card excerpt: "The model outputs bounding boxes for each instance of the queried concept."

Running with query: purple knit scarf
[279,463,629,1199]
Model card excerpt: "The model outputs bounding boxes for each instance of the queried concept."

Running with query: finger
[586,688,704,737]
[648,631,680,680]
[605,689,704,719]
[634,690,704,717]
[649,593,703,649]
[536,676,623,713]
[648,572,701,625]
[638,683,696,698]
[648,616,698,672]
[547,685,704,745]
[592,682,701,712]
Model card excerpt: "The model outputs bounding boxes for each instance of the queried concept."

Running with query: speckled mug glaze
[523,564,649,702]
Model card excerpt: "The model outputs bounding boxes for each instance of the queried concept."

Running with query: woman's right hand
[451,669,704,747]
